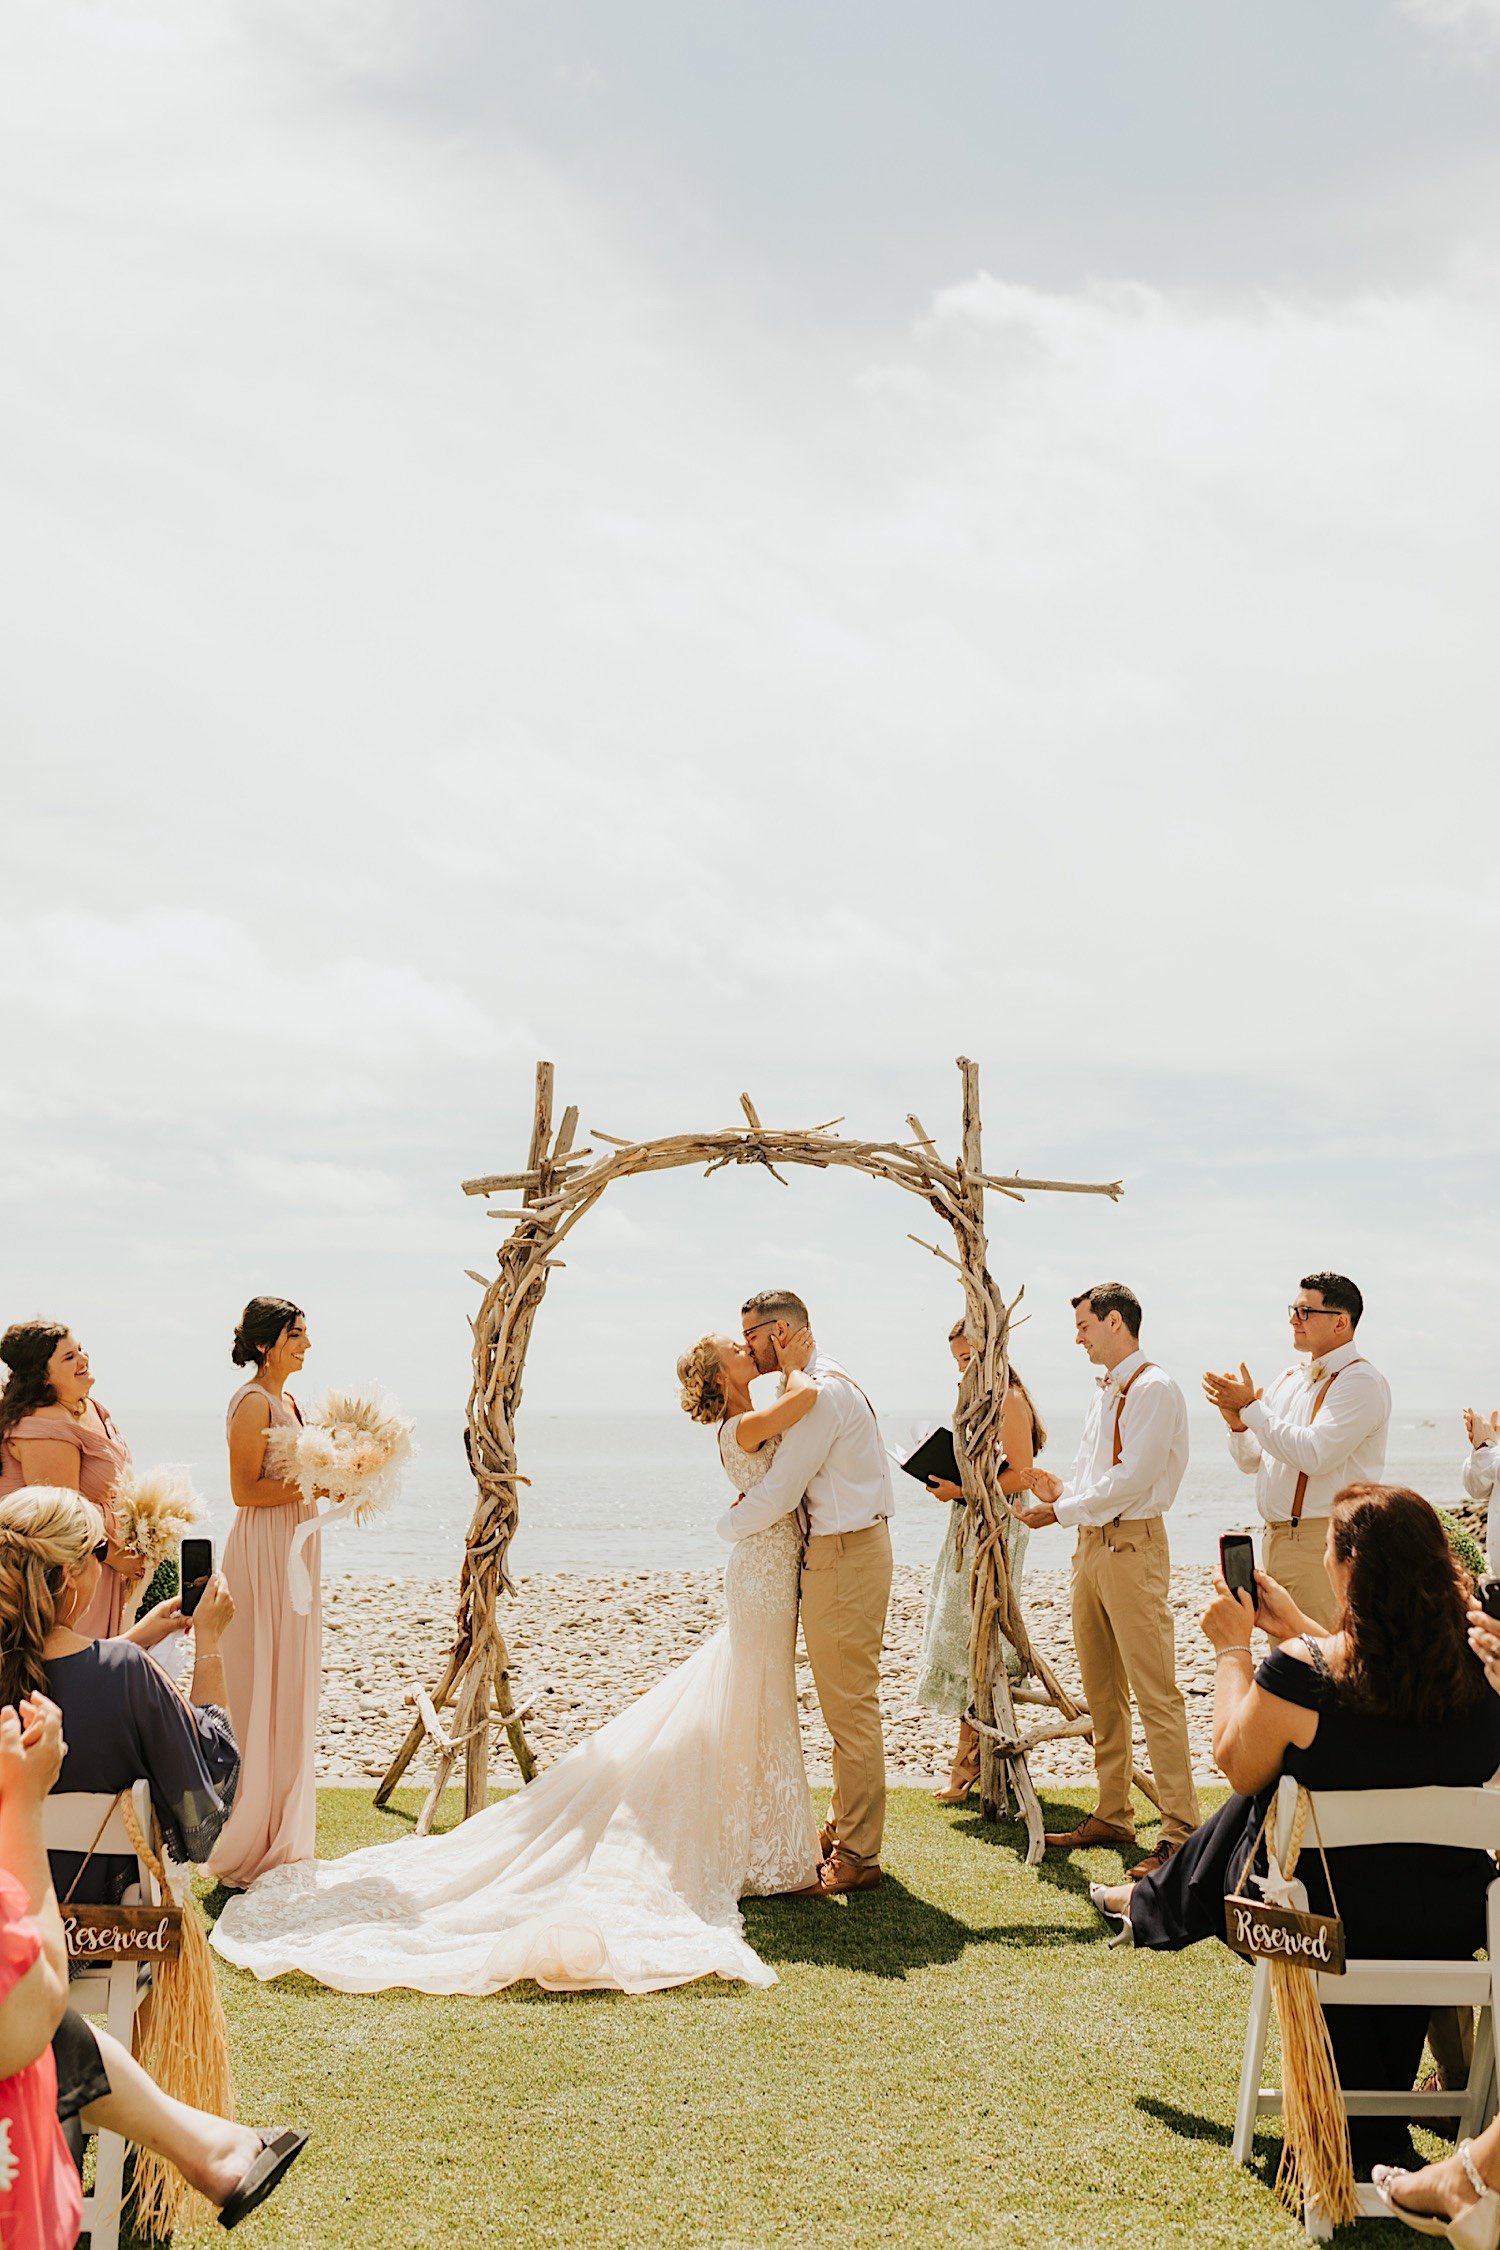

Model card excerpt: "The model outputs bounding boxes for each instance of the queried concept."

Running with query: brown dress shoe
[818,1824,837,1862]
[1126,1837,1178,1882]
[818,1851,882,1895]
[1043,1814,1138,1853]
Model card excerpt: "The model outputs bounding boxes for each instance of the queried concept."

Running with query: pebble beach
[319,1562,1229,1795]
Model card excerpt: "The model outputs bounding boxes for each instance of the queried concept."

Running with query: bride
[210,1329,824,1996]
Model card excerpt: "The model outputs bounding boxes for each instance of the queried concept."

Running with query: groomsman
[1204,1271,1390,1631]
[1012,1283,1199,1880]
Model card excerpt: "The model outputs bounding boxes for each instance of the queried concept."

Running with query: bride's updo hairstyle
[0,1487,105,1707]
[232,1297,304,1369]
[676,1337,726,1425]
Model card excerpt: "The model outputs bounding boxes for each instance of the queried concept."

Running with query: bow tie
[1307,1363,1326,1386]
[1097,1373,1124,1395]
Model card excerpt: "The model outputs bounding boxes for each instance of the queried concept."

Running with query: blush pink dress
[208,1382,321,1888]
[0,1405,132,1638]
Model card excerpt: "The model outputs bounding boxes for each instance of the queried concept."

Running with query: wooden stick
[980,1173,1124,1200]
[908,1233,965,1273]
[739,1092,764,1132]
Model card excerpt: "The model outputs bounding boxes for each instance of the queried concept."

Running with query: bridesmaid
[914,1318,1046,1802]
[0,1321,146,1637]
[208,1297,320,1890]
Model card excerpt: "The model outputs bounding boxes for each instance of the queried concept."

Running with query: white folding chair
[45,1781,159,2250]
[1232,1775,1500,2238]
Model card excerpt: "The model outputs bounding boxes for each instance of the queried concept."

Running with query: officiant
[913,1319,1048,1804]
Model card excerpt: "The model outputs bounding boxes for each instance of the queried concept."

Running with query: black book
[898,1426,960,1490]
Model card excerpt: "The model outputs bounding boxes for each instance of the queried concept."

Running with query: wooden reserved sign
[63,1907,182,1964]
[1224,1894,1345,1975]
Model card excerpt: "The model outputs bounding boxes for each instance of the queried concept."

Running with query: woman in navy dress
[1092,1484,1500,2177]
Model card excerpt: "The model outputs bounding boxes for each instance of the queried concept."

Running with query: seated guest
[0,1686,307,2230]
[1373,1596,1500,2239]
[1091,1484,1500,2177]
[0,1690,80,2250]
[0,1486,240,1902]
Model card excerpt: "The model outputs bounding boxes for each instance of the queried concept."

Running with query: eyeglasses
[90,1539,109,1563]
[741,1321,775,1339]
[1288,1305,1341,1323]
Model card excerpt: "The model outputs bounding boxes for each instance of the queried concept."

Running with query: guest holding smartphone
[209,1298,320,1891]
[0,1322,147,1637]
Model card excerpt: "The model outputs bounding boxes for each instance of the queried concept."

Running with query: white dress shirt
[1229,1340,1390,1525]
[716,1361,893,1544]
[1462,1444,1500,1575]
[1052,1350,1189,1531]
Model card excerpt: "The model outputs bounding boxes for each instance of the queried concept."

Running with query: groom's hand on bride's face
[774,1324,815,1373]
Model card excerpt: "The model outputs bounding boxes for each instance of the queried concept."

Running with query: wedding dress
[210,1419,820,1995]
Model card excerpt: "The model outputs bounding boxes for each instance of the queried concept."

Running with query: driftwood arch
[378,1057,1130,1865]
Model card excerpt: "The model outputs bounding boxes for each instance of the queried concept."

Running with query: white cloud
[1402,0,1500,56]
[229,1155,403,1212]
[2,0,1499,1411]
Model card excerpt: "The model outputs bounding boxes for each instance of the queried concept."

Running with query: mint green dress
[914,1503,1030,1715]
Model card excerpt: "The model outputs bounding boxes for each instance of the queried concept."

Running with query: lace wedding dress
[210,1419,820,1995]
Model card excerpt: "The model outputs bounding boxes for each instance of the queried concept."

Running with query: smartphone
[180,1537,214,1619]
[1219,1532,1258,1610]
[1477,1576,1500,1624]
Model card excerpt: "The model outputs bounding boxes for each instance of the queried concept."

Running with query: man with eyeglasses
[1204,1272,1391,1630]
[724,1288,894,1895]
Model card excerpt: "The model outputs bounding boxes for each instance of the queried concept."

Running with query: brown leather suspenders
[1289,1363,1360,1522]
[1110,1361,1152,1466]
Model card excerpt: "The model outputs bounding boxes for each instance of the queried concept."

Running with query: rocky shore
[320,1562,1225,1794]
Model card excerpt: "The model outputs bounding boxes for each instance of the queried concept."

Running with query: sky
[3,0,1500,1441]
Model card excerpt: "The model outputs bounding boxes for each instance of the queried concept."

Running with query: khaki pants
[800,1519,893,1866]
[1264,1520,1339,1635]
[1071,1518,1199,1848]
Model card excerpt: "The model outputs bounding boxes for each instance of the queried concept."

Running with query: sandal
[933,1757,980,1804]
[1374,2140,1500,2246]
[218,2128,309,2230]
[933,1724,980,1804]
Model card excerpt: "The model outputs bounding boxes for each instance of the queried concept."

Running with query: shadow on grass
[1136,2096,1233,2149]
[741,1876,1088,1978]
[1137,2098,1283,2192]
[197,1882,237,1929]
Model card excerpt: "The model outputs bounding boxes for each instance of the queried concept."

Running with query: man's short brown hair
[741,1289,810,1329]
[1070,1282,1142,1339]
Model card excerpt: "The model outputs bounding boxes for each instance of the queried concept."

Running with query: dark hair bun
[232,1297,304,1368]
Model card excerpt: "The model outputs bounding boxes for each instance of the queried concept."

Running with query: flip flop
[218,2127,309,2230]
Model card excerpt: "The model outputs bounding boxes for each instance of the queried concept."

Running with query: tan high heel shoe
[933,1721,980,1803]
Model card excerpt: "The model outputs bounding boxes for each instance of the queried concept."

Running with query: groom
[717,1289,894,1895]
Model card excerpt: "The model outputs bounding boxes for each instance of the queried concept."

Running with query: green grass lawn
[177,1784,1408,2249]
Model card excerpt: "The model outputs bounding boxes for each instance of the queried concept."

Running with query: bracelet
[1215,1646,1254,1664]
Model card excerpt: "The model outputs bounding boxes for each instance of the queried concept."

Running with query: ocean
[122,1404,1474,1582]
